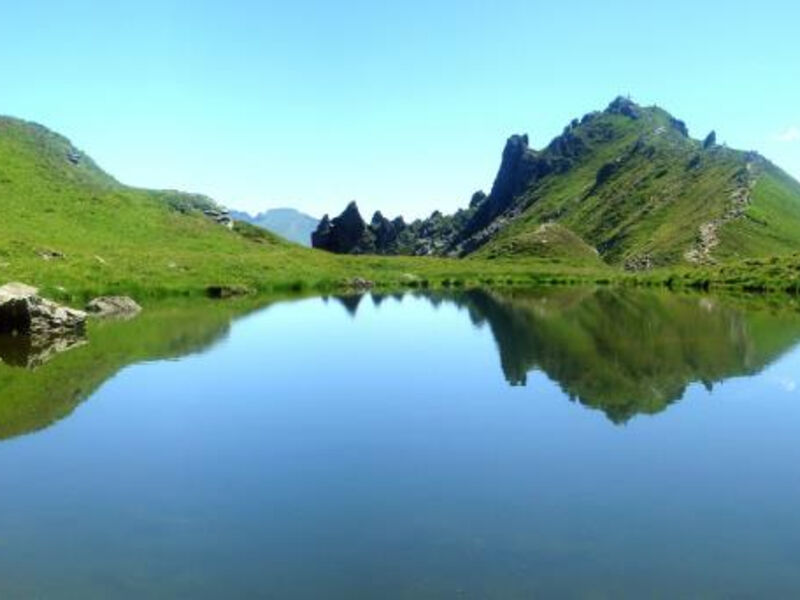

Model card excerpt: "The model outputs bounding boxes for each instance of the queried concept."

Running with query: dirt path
[685,163,756,264]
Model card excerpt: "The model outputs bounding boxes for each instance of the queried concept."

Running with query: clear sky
[2,0,798,220]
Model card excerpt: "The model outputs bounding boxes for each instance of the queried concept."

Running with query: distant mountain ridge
[231,208,318,246]
[312,97,800,268]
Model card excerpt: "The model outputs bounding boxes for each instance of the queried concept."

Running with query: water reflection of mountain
[0,299,270,441]
[442,288,800,423]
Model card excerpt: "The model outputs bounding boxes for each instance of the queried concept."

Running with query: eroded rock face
[312,201,368,253]
[670,117,689,137]
[606,96,641,120]
[456,135,539,244]
[86,296,142,318]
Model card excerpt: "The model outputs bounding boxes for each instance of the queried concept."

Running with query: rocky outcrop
[203,208,234,229]
[347,277,374,290]
[469,191,487,208]
[370,211,404,249]
[670,117,689,137]
[206,284,253,299]
[0,283,86,337]
[86,296,142,318]
[606,96,641,119]
[67,147,81,165]
[703,131,717,149]
[455,135,542,247]
[312,201,368,253]
[595,160,621,186]
[0,283,87,368]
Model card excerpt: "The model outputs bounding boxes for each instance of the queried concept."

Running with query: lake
[1,287,800,598]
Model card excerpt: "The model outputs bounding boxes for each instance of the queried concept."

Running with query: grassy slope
[0,116,608,301]
[718,164,800,259]
[475,106,800,267]
[2,113,800,301]
[479,222,604,265]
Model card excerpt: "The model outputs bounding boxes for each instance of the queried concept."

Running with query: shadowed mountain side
[443,288,800,423]
[0,298,278,441]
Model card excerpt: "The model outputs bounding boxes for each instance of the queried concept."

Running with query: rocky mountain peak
[606,96,641,119]
[311,201,367,253]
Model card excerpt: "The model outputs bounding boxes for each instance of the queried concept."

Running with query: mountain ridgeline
[312,97,800,268]
[231,208,319,246]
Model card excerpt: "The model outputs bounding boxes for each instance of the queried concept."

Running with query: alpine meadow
[3,1,800,597]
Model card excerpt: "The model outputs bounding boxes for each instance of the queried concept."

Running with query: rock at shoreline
[0,283,87,368]
[206,284,252,299]
[86,296,142,318]
[0,282,86,337]
[348,277,374,290]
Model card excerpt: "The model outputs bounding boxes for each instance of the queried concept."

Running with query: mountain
[0,114,603,299]
[0,115,360,298]
[231,208,318,246]
[312,97,800,269]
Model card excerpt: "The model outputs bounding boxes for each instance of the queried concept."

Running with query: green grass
[0,115,618,303]
[2,111,800,305]
[717,165,800,259]
[479,222,603,265]
[476,105,800,268]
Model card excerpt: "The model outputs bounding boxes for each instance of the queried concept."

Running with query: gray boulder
[0,282,86,337]
[85,296,142,318]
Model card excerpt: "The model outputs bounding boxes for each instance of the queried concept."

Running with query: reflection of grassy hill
[454,288,800,423]
[0,298,270,440]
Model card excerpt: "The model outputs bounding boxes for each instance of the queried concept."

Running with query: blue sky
[2,0,798,219]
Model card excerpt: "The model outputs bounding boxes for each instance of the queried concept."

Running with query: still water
[1,288,800,598]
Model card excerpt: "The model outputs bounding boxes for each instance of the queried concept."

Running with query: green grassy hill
[472,98,800,268]
[479,222,603,265]
[2,109,799,302]
[0,115,311,297]
[0,115,607,300]
[312,97,800,271]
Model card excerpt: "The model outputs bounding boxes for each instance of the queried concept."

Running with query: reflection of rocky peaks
[448,288,800,423]
[334,294,364,316]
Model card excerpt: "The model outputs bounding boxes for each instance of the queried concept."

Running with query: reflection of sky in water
[764,347,800,392]
[0,291,799,597]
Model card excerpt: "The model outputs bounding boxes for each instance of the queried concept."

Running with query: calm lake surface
[1,288,800,598]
